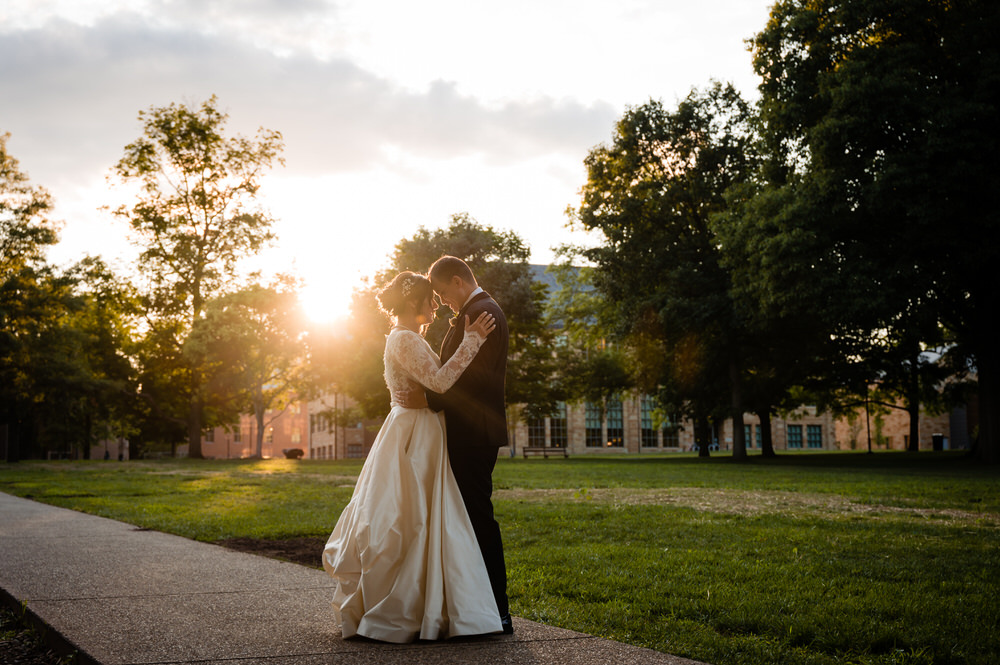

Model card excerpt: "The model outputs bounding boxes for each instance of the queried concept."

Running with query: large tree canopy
[2,132,59,461]
[111,96,284,457]
[747,0,1000,460]
[189,281,307,458]
[575,84,760,457]
[3,134,137,460]
[1,132,57,274]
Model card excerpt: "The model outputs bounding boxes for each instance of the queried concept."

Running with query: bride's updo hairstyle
[377,271,433,317]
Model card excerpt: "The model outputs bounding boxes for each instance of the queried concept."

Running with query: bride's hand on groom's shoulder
[465,312,496,338]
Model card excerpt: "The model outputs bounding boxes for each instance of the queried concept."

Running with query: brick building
[507,398,838,455]
[833,403,973,451]
[190,403,308,459]
[307,392,378,459]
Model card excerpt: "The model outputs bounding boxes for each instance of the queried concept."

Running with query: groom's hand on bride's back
[393,387,428,409]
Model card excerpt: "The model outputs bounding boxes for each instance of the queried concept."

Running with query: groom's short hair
[429,256,476,285]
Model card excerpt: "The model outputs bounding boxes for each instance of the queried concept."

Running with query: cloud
[0,14,617,188]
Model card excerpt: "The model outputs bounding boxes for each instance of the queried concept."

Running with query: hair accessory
[401,277,413,297]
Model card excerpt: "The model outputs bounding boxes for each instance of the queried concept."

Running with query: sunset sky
[1,0,774,320]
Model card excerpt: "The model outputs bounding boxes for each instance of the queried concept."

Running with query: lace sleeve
[391,328,486,394]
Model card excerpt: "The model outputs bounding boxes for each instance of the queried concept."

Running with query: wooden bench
[522,446,569,459]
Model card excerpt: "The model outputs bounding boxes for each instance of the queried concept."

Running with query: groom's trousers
[447,443,509,618]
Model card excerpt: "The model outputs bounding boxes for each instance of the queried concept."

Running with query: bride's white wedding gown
[322,326,504,643]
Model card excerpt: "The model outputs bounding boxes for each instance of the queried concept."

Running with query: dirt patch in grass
[494,487,1000,525]
[213,487,998,570]
[281,473,359,486]
[215,536,327,568]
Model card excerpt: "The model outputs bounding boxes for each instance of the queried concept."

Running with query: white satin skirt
[322,406,503,642]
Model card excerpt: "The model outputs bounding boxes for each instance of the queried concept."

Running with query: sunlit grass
[1,452,997,665]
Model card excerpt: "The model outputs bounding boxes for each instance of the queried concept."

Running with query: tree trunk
[82,407,92,460]
[187,303,205,458]
[730,360,747,461]
[906,402,920,452]
[906,355,920,452]
[3,411,19,463]
[695,414,711,457]
[758,407,776,458]
[254,393,265,459]
[976,348,999,464]
[187,397,204,458]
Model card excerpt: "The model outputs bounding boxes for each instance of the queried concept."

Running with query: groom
[425,255,512,634]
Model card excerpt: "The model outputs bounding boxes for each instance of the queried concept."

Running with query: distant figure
[323,270,503,642]
[104,450,110,460]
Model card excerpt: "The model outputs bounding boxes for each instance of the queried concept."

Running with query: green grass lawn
[2,452,998,665]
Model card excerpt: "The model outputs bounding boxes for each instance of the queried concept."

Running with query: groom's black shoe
[500,614,514,635]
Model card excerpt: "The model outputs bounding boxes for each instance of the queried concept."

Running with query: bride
[322,270,505,642]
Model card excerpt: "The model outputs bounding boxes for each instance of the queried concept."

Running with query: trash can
[932,433,944,452]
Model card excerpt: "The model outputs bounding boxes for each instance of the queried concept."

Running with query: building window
[807,424,822,449]
[527,417,546,447]
[787,424,803,449]
[640,396,659,448]
[661,414,680,447]
[233,427,241,443]
[742,424,763,449]
[265,427,274,445]
[204,429,215,443]
[291,430,301,445]
[549,402,567,448]
[606,399,624,447]
[585,402,603,447]
[347,444,363,459]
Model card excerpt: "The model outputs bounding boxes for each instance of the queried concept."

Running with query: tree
[189,281,307,458]
[57,258,140,459]
[748,0,1000,460]
[388,214,559,423]
[544,257,633,431]
[573,84,760,459]
[327,214,557,435]
[1,132,57,273]
[2,257,137,462]
[1,132,59,461]
[111,96,284,457]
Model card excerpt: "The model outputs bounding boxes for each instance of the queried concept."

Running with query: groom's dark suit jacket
[427,289,511,617]
[427,291,509,448]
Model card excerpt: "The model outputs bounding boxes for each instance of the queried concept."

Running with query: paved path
[0,491,706,665]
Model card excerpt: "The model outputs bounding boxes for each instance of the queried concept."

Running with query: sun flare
[298,281,355,325]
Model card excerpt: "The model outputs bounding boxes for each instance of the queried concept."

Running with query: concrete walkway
[0,492,706,665]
